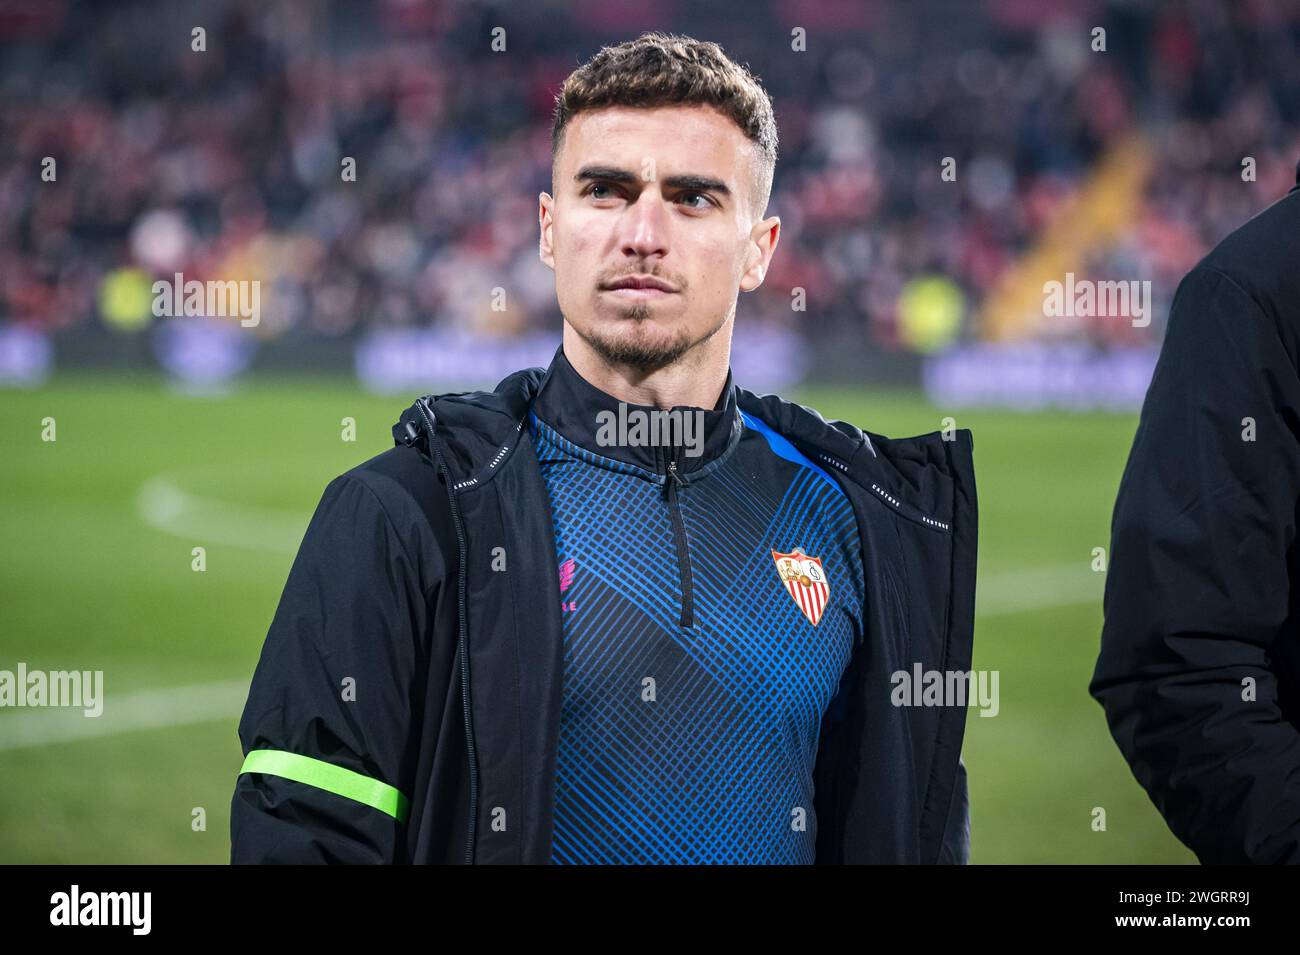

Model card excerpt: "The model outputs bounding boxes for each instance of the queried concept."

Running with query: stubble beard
[574,302,729,375]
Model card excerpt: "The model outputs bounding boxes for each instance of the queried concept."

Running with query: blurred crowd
[1,0,1298,354]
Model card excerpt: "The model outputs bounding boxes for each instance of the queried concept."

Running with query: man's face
[539,104,780,372]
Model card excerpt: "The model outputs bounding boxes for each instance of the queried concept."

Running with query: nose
[618,190,670,261]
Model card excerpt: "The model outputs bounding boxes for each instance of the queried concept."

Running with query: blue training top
[528,350,865,864]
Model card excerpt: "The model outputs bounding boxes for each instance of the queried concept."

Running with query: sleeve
[230,473,433,864]
[1090,264,1300,864]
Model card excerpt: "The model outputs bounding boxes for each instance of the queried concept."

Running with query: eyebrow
[574,165,732,200]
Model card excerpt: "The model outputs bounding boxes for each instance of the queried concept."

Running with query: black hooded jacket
[230,353,978,863]
[1090,164,1300,864]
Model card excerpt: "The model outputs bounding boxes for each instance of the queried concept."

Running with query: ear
[539,191,556,272]
[739,215,780,292]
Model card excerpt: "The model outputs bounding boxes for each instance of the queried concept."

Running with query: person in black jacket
[230,32,978,864]
[1090,162,1300,864]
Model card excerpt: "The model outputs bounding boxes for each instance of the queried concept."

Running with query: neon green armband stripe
[240,749,410,823]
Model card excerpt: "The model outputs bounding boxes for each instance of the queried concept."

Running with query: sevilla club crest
[771,548,830,626]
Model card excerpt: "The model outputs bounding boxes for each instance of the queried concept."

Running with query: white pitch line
[976,562,1105,616]
[0,679,249,752]
[135,473,308,554]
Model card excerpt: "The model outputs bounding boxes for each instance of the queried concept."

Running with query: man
[1090,161,1300,863]
[230,32,977,864]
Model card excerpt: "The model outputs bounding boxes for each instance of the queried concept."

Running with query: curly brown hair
[551,32,779,218]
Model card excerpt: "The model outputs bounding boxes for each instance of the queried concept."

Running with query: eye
[678,191,711,210]
[585,182,618,200]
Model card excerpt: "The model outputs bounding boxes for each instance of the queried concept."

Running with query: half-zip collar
[530,346,742,478]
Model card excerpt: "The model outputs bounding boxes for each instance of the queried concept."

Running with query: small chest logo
[558,558,577,612]
[772,548,830,626]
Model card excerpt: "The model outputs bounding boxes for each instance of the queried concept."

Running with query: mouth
[602,275,678,299]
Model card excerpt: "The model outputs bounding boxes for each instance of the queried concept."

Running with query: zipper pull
[664,458,683,500]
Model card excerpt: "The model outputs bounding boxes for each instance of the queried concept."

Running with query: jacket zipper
[417,398,478,865]
[663,453,695,628]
